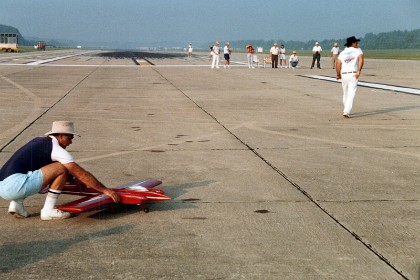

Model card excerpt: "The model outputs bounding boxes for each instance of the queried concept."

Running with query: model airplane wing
[58,194,113,213]
[57,179,170,213]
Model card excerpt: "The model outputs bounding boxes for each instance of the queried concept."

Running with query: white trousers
[247,53,253,68]
[211,54,219,68]
[341,74,358,114]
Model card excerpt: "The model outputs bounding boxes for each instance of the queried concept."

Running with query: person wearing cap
[330,42,340,69]
[310,41,323,69]
[269,43,280,68]
[211,41,220,69]
[223,42,231,69]
[0,121,120,220]
[336,36,364,118]
[288,50,299,68]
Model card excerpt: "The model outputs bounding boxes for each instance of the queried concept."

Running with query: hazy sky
[1,0,419,45]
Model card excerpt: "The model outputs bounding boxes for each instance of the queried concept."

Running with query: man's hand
[64,162,121,203]
[103,188,121,203]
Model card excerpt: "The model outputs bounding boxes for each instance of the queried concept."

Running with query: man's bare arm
[64,162,120,202]
[355,54,364,79]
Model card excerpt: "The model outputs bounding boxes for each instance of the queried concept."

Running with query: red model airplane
[39,178,171,213]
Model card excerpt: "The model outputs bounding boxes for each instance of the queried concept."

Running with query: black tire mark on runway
[0,66,102,152]
[151,67,409,280]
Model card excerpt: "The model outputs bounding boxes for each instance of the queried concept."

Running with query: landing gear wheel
[144,207,149,213]
[109,204,117,214]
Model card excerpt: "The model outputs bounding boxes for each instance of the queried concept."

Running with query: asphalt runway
[0,50,419,279]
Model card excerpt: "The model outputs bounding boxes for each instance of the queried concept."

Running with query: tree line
[209,29,420,51]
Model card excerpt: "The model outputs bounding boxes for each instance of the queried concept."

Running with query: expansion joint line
[0,66,102,152]
[152,68,408,280]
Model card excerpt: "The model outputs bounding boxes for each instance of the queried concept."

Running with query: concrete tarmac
[0,50,419,279]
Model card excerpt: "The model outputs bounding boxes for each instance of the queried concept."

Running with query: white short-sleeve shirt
[50,136,74,164]
[312,46,322,53]
[270,47,280,55]
[338,47,363,72]
[331,47,340,55]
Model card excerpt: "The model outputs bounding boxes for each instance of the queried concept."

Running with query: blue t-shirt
[0,137,54,180]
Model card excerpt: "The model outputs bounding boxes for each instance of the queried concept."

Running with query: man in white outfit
[188,43,193,57]
[336,36,364,118]
[211,41,220,69]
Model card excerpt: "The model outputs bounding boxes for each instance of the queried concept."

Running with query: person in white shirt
[188,43,193,57]
[288,50,299,68]
[269,43,280,68]
[279,44,287,68]
[330,42,340,69]
[223,42,231,69]
[311,41,322,69]
[336,36,364,118]
[211,41,220,69]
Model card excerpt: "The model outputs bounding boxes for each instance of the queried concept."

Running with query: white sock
[43,189,61,210]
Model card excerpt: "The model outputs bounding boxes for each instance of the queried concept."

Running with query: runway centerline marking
[25,51,98,65]
[301,75,420,96]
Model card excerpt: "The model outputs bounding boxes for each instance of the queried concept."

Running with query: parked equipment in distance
[0,33,19,52]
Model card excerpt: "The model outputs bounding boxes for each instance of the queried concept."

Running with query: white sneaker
[40,208,71,220]
[8,199,28,218]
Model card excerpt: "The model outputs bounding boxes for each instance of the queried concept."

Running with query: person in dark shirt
[0,121,120,220]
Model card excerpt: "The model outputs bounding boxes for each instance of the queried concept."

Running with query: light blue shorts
[0,170,43,200]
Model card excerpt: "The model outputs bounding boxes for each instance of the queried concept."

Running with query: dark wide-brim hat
[345,36,360,47]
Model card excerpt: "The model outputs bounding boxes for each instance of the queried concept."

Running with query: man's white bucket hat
[45,121,81,137]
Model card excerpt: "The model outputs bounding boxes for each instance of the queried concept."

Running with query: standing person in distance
[336,36,364,118]
[279,44,287,68]
[211,41,220,69]
[246,44,255,69]
[224,42,231,69]
[269,43,280,68]
[311,41,322,69]
[330,42,340,69]
[188,43,193,57]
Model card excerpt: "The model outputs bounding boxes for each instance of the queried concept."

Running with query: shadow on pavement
[0,225,133,273]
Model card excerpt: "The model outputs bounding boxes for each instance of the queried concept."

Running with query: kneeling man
[0,121,120,220]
